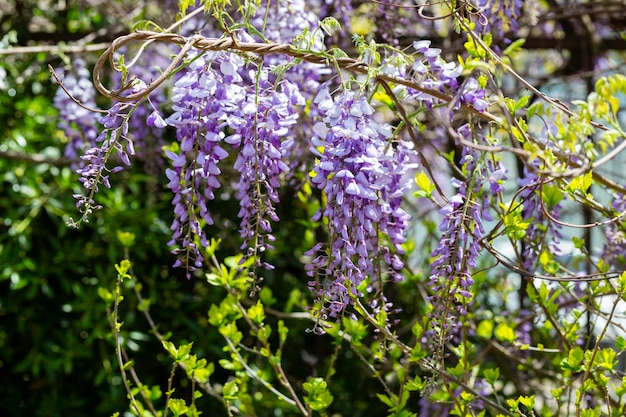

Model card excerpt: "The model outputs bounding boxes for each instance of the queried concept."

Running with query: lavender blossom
[71,98,137,226]
[164,52,235,277]
[406,41,485,112]
[427,124,507,344]
[164,49,308,276]
[305,87,416,321]
[231,76,305,266]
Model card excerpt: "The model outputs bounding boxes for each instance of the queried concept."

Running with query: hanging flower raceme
[163,49,307,276]
[70,80,146,227]
[163,52,241,277]
[229,73,305,268]
[405,40,491,117]
[427,124,507,345]
[305,87,416,322]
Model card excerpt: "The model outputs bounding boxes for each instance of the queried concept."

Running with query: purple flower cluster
[163,51,306,276]
[407,41,489,113]
[427,124,507,340]
[372,1,412,46]
[55,54,173,227]
[475,0,523,40]
[163,53,232,275]
[305,87,416,319]
[230,74,305,266]
[53,57,99,162]
[251,0,320,47]
[459,77,489,111]
[72,97,137,225]
[430,192,481,300]
[411,40,462,94]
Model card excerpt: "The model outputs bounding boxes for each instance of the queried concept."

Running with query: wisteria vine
[305,87,416,322]
[60,18,626,313]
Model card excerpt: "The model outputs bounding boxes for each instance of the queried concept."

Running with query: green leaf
[502,38,526,57]
[518,395,535,409]
[527,101,543,119]
[115,259,132,280]
[208,295,243,327]
[477,320,493,339]
[218,359,237,370]
[484,367,500,385]
[404,376,424,391]
[414,171,435,198]
[176,342,193,361]
[116,231,135,248]
[342,316,368,346]
[248,299,266,325]
[494,322,515,343]
[97,287,114,304]
[320,17,341,36]
[411,322,423,338]
[259,286,277,306]
[594,347,617,371]
[561,346,584,371]
[375,309,388,328]
[219,322,243,345]
[409,343,427,362]
[541,185,564,209]
[618,271,626,293]
[567,171,593,194]
[121,360,134,371]
[303,377,334,411]
[205,272,223,286]
[222,380,239,401]
[514,95,530,113]
[580,408,601,417]
[162,340,177,357]
[538,281,550,302]
[277,320,289,345]
[376,393,395,408]
[257,325,271,344]
[167,398,187,417]
[192,361,214,383]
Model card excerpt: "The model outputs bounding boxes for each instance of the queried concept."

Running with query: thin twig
[0,43,111,56]
[49,64,108,114]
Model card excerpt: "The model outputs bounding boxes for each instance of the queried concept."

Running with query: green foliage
[303,377,334,411]
[414,171,436,199]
